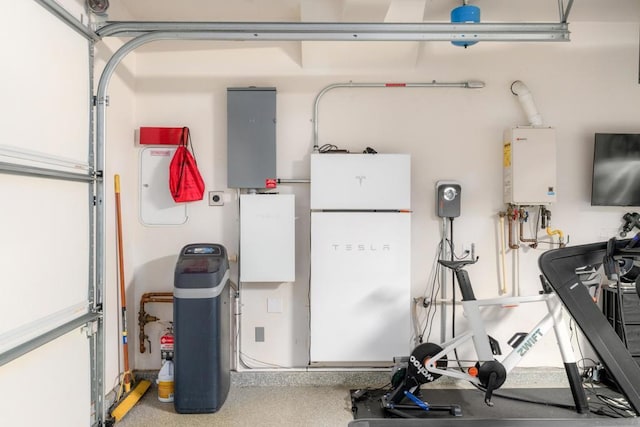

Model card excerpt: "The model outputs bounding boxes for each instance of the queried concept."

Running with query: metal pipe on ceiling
[96,21,570,42]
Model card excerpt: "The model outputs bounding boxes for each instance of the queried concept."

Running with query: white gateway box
[240,194,295,282]
[310,153,411,210]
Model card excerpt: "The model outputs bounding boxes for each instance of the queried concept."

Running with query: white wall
[113,18,640,371]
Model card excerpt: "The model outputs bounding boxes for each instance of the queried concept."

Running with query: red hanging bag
[169,127,205,203]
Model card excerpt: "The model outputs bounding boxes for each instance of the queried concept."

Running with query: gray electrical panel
[227,87,277,189]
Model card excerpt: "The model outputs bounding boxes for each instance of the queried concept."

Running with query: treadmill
[539,237,640,414]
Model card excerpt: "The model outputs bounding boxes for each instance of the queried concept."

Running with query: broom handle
[115,175,131,388]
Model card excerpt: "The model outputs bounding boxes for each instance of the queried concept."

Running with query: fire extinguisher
[160,323,174,364]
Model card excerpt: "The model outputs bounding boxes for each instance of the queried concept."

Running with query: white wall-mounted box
[310,211,411,363]
[503,127,556,205]
[139,147,187,225]
[310,153,411,210]
[240,194,295,282]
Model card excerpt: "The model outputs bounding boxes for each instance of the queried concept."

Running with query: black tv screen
[591,133,640,206]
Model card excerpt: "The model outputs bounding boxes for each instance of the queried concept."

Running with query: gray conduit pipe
[312,81,485,152]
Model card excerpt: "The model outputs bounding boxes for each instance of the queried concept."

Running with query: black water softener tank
[174,243,230,413]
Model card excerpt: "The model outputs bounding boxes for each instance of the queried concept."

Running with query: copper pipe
[507,206,520,249]
[519,221,538,248]
[138,292,173,354]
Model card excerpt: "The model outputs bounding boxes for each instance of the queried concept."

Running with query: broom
[110,174,151,422]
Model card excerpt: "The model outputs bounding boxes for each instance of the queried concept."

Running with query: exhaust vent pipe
[511,80,543,127]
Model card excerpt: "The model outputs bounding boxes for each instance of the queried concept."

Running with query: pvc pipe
[514,243,520,296]
[510,80,543,127]
[498,213,507,295]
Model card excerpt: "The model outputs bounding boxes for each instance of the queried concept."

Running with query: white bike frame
[425,292,576,383]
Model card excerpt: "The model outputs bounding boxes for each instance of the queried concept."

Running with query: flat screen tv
[591,133,640,206]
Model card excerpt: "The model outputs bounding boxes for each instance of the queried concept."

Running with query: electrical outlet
[255,327,264,342]
[208,191,224,206]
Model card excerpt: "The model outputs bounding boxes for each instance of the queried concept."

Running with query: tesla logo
[355,175,366,186]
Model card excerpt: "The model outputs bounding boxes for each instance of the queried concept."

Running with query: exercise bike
[381,257,589,417]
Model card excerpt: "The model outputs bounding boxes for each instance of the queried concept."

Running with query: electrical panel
[503,127,556,205]
[227,87,276,189]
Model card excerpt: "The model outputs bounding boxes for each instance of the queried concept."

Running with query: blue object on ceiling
[450,4,481,47]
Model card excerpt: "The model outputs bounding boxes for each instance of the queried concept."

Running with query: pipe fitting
[511,80,543,127]
[138,292,174,354]
[546,227,565,248]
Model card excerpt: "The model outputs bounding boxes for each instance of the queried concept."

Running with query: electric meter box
[503,127,556,205]
[227,87,276,189]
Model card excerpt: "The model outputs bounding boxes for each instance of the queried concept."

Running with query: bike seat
[438,259,476,270]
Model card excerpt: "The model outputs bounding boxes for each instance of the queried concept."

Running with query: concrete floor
[117,383,354,426]
[115,368,572,426]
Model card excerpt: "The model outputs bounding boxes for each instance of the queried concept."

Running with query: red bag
[169,127,205,203]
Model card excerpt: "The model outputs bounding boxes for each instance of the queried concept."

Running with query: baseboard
[132,366,570,389]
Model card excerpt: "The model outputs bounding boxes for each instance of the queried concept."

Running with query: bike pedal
[508,332,528,349]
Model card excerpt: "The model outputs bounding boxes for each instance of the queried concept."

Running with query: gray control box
[227,87,277,189]
[436,181,462,218]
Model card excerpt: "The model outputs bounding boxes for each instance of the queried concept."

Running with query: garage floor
[116,383,353,426]
[113,369,638,426]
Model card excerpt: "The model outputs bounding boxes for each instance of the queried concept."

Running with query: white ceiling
[100,0,640,70]
[106,0,640,24]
